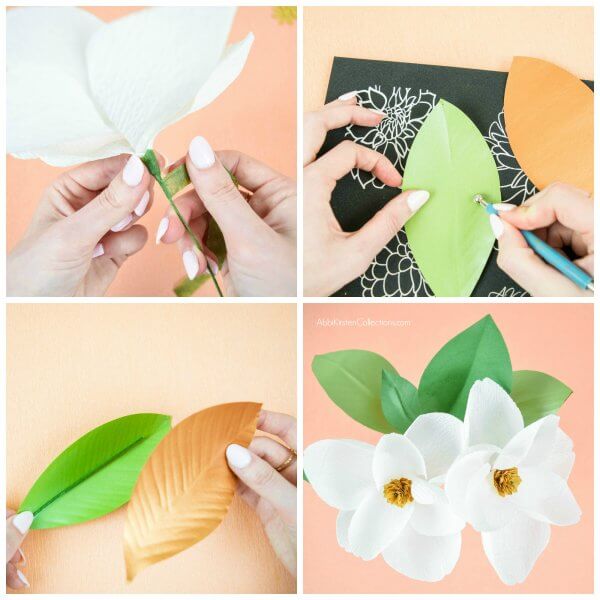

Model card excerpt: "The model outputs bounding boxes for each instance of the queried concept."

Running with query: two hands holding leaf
[6,408,296,590]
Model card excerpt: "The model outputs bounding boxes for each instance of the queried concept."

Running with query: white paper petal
[411,498,465,536]
[445,448,497,520]
[405,412,465,480]
[482,513,550,585]
[336,510,354,553]
[510,467,581,526]
[541,428,575,480]
[348,489,413,560]
[304,440,374,511]
[494,415,558,470]
[7,7,126,164]
[382,524,462,582]
[464,464,520,531]
[464,378,524,448]
[372,433,426,488]
[86,7,249,153]
[411,478,444,505]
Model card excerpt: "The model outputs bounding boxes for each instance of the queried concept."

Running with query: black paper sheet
[320,56,593,297]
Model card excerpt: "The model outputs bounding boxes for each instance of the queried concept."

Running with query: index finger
[257,410,297,450]
[216,150,289,193]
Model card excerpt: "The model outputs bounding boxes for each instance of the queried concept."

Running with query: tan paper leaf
[124,402,261,580]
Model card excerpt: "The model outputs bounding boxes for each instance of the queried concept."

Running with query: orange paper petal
[504,56,593,194]
[124,402,261,580]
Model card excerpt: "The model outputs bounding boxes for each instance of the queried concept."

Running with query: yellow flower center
[493,467,522,497]
[383,477,413,507]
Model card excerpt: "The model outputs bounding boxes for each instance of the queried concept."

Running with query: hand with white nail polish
[156,138,296,296]
[225,410,297,578]
[496,182,594,296]
[303,97,430,296]
[6,509,33,590]
[7,153,159,296]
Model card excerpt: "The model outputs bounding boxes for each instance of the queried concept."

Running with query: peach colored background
[6,6,296,296]
[7,304,296,593]
[304,6,593,110]
[304,303,593,593]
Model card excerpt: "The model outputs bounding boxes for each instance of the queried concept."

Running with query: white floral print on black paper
[361,230,433,297]
[488,286,528,298]
[346,86,437,189]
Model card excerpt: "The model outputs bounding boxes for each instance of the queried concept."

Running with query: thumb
[66,155,151,248]
[186,137,267,246]
[6,511,33,563]
[495,215,589,297]
[349,189,430,261]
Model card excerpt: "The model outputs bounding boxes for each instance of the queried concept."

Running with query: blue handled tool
[473,194,594,292]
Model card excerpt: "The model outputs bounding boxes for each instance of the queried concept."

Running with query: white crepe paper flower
[445,378,581,585]
[7,7,254,166]
[304,413,466,582]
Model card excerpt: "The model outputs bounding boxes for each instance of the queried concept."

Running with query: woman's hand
[494,182,594,296]
[6,509,33,590]
[156,138,296,297]
[303,94,430,296]
[226,410,297,578]
[7,154,158,296]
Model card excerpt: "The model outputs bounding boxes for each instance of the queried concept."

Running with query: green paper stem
[141,150,224,297]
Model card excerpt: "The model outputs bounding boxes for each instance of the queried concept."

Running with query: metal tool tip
[473,194,485,206]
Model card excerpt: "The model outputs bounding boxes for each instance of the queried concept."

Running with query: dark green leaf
[20,413,171,529]
[511,370,572,425]
[380,369,419,433]
[312,350,398,433]
[418,315,512,419]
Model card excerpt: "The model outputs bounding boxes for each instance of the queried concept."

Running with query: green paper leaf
[403,99,501,297]
[20,413,171,529]
[312,350,398,433]
[511,370,572,425]
[174,218,227,297]
[418,315,512,419]
[380,370,419,433]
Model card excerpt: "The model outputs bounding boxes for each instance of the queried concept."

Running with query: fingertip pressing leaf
[380,369,419,433]
[124,402,261,581]
[404,99,501,297]
[511,370,572,425]
[312,350,397,433]
[417,315,512,419]
[20,413,171,530]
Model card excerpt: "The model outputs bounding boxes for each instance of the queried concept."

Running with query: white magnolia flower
[446,378,580,585]
[346,86,437,189]
[304,413,466,582]
[7,7,253,166]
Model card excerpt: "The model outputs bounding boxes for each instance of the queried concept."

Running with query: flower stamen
[383,477,413,507]
[493,467,521,497]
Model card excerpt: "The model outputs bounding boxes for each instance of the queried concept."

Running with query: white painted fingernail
[111,213,133,232]
[407,190,430,212]
[17,570,29,587]
[368,108,386,116]
[495,203,517,212]
[206,258,219,274]
[182,250,199,280]
[13,512,33,535]
[155,217,169,244]
[17,549,26,565]
[122,155,144,187]
[338,91,357,101]
[490,214,504,239]
[134,191,150,217]
[189,136,215,169]
[226,444,251,468]
[92,243,104,258]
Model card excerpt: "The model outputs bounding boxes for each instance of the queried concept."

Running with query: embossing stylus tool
[473,194,594,292]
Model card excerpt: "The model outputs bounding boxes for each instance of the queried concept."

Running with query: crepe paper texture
[505,57,593,194]
[312,315,570,438]
[7,7,253,166]
[124,402,261,581]
[312,350,398,433]
[403,100,501,297]
[19,413,171,530]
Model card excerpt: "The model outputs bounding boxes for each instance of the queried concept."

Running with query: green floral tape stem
[141,149,224,297]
